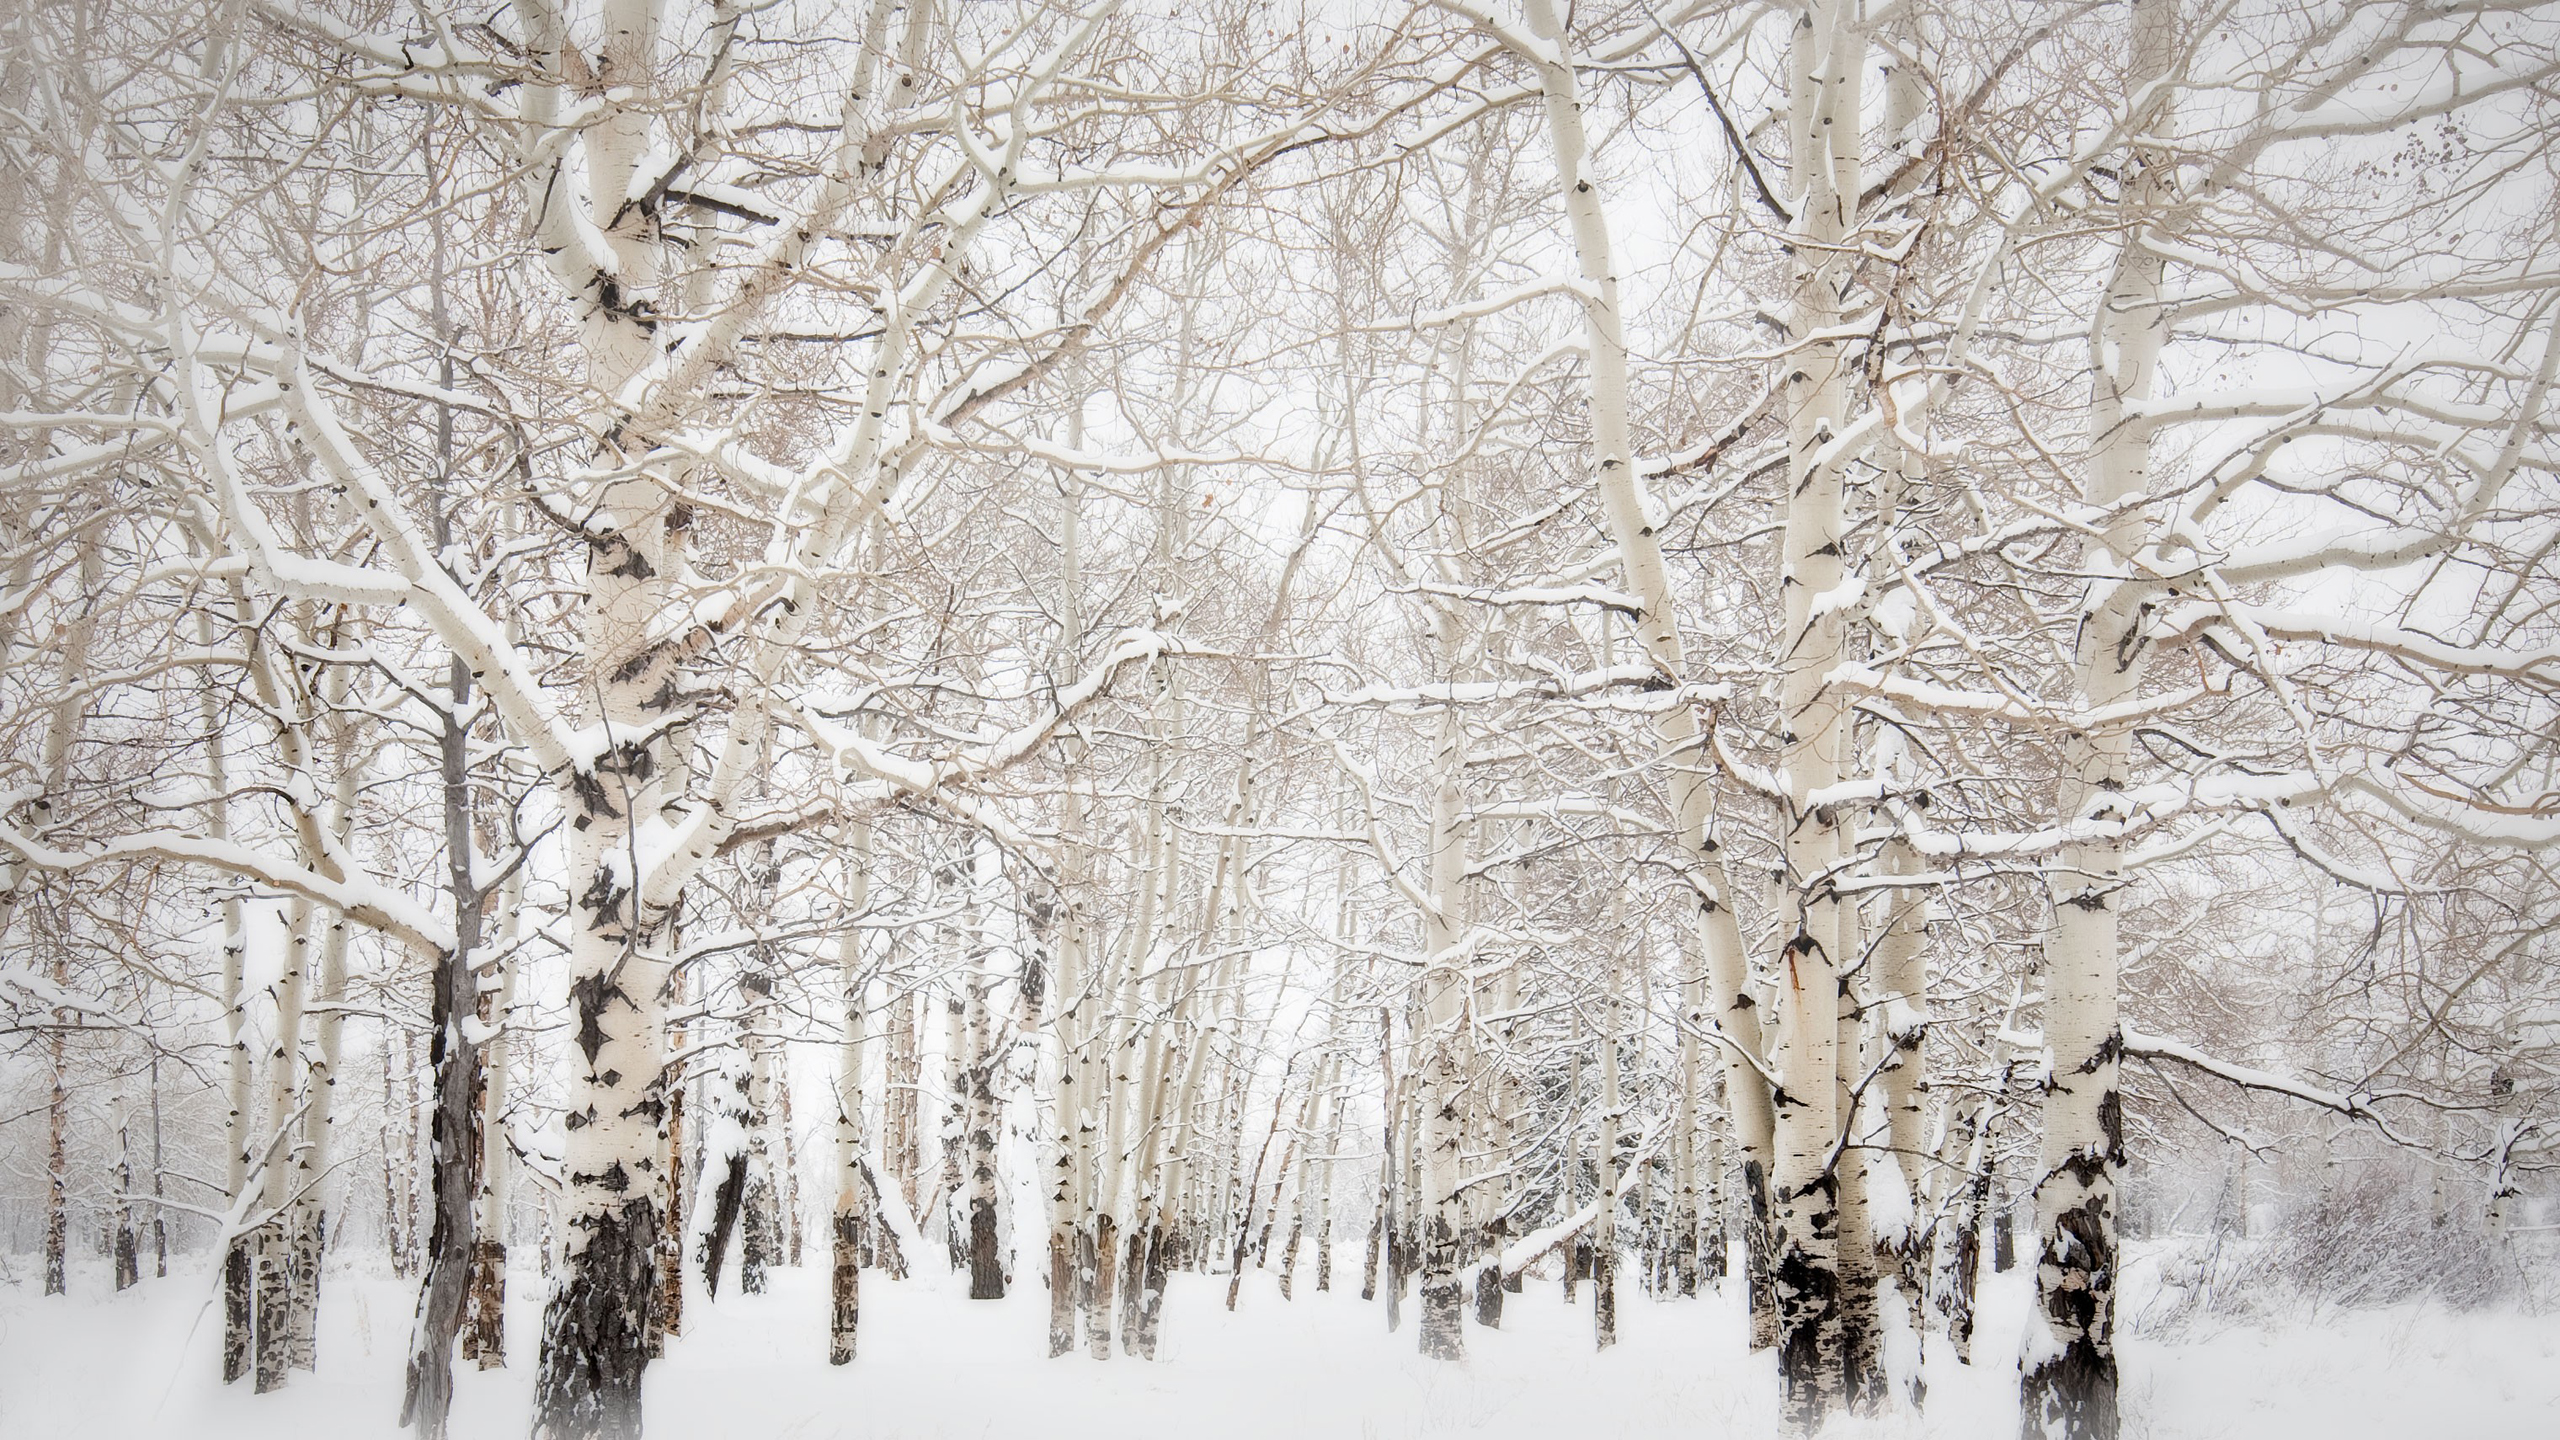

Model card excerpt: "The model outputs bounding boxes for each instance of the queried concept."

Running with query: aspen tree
[255,905,315,1393]
[1506,0,1785,1362]
[2019,6,2174,1433]
[112,1092,138,1291]
[466,869,525,1369]
[830,835,873,1364]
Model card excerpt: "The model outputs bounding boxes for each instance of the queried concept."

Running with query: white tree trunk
[2021,8,2173,1436]
[254,904,314,1394]
[831,829,873,1365]
[1415,701,1472,1361]
[1512,0,1783,1353]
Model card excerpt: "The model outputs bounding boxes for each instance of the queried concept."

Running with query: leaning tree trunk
[1515,0,1782,1358]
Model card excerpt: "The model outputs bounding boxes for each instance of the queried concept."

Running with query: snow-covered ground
[3,1247,2553,1438]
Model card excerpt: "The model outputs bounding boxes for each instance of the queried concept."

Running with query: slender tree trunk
[776,1063,803,1270]
[1673,966,1703,1301]
[1936,1100,1993,1365]
[1415,704,1471,1362]
[44,987,66,1297]
[831,830,872,1365]
[288,899,351,1372]
[201,608,256,1379]
[253,907,315,1393]
[1366,1003,1395,1310]
[1873,837,1933,1371]
[1563,1004,1582,1305]
[401,881,484,1436]
[1045,424,1091,1358]
[151,1052,168,1278]
[466,876,521,1368]
[965,926,1005,1300]
[112,1094,137,1290]
[384,1028,409,1281]
[655,964,687,1353]
[403,263,490,1426]
[936,968,967,1275]
[1594,929,1621,1352]
[1088,1208,1118,1361]
[890,988,922,1227]
[1835,951,1886,1414]
[742,995,780,1297]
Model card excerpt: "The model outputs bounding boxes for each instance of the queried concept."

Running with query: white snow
[6,1246,2555,1438]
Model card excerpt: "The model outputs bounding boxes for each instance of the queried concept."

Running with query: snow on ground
[2,1247,2554,1439]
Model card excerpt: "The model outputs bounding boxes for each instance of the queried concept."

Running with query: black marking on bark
[567,971,623,1066]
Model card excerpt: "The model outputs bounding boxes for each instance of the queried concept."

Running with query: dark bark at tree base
[464,1238,508,1369]
[967,1196,1005,1300]
[1773,1176,1843,1434]
[532,1197,661,1440]
[1119,1227,1147,1350]
[401,937,484,1440]
[1742,1159,1778,1352]
[254,1229,291,1394]
[287,1205,323,1371]
[1418,1278,1465,1359]
[1046,1230,1076,1358]
[222,1238,253,1383]
[657,1091,685,1348]
[740,1175,776,1296]
[1592,1243,1617,1351]
[699,1154,746,1299]
[1359,1213,1381,1301]
[1839,1292,1886,1415]
[1086,1214,1116,1360]
[1136,1226,1168,1357]
[1944,1183,1985,1364]
[1838,1212,1886,1417]
[2023,1186,2119,1440]
[1473,1263,1504,1328]
[829,1210,861,1366]
[1277,1217,1303,1300]
[2020,1342,2119,1440]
